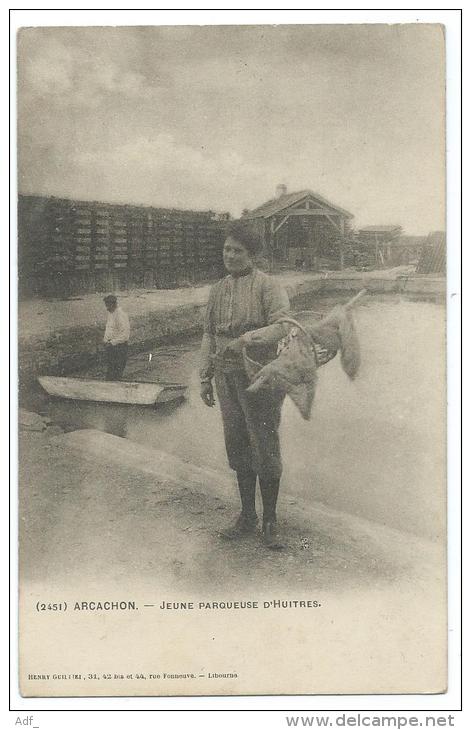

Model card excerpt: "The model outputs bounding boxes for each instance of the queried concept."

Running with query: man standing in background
[103,294,130,381]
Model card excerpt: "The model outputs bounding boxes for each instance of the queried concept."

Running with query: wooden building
[241,185,354,270]
[18,195,228,298]
[389,234,426,266]
[416,231,446,275]
[356,225,402,267]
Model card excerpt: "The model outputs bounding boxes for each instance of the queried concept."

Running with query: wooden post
[90,206,97,292]
[269,219,275,272]
[125,208,132,291]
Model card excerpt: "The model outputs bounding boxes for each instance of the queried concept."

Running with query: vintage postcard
[17,23,447,697]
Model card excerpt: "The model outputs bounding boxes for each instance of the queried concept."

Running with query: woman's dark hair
[103,294,117,306]
[225,222,261,257]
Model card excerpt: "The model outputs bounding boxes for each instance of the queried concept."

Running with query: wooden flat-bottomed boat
[38,375,187,406]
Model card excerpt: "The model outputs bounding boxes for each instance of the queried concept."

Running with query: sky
[17,24,445,234]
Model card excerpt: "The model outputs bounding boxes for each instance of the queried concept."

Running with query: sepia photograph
[16,21,448,697]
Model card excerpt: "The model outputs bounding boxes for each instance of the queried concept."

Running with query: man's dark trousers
[105,343,128,381]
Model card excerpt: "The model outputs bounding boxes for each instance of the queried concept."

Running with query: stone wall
[18,276,445,391]
[19,302,207,390]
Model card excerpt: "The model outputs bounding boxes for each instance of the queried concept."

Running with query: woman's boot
[220,470,258,539]
[259,477,284,550]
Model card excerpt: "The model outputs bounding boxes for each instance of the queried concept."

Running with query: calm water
[37,294,446,541]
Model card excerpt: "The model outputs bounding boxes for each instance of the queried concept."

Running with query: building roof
[358,225,402,233]
[416,231,445,275]
[242,189,353,220]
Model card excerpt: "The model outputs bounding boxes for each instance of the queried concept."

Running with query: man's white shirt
[104,307,130,346]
